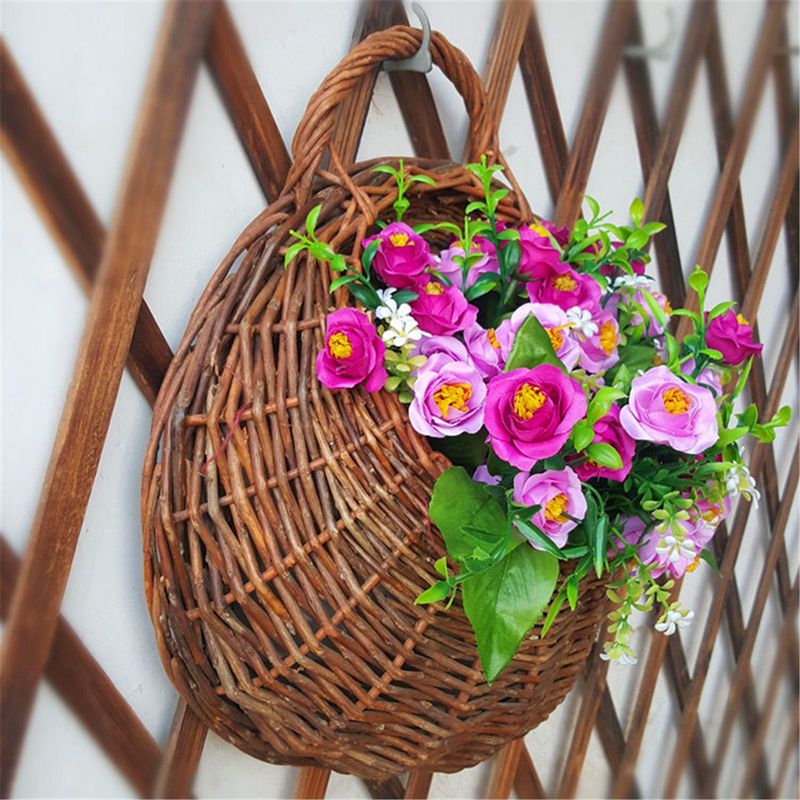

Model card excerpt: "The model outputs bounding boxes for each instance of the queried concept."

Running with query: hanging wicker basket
[142,25,609,781]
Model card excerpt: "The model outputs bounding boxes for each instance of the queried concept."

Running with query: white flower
[655,607,695,636]
[613,273,654,291]
[655,534,696,564]
[376,288,424,348]
[565,306,598,337]
[725,463,761,509]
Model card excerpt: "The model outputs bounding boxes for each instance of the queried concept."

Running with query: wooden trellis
[0,0,797,797]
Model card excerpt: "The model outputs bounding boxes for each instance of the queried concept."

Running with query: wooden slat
[596,690,639,798]
[0,41,173,407]
[0,4,215,793]
[518,5,569,205]
[403,770,433,800]
[205,0,291,200]
[364,776,405,799]
[0,536,162,797]
[154,700,207,798]
[553,0,634,227]
[513,746,546,799]
[294,766,332,799]
[485,738,525,799]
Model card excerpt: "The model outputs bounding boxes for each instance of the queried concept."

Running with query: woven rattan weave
[142,26,609,780]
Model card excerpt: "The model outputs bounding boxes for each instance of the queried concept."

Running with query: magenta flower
[484,365,587,470]
[704,309,763,365]
[408,353,486,438]
[512,467,587,549]
[436,237,498,289]
[316,308,387,393]
[527,263,602,312]
[463,323,505,378]
[577,310,620,372]
[363,222,433,288]
[517,222,564,281]
[573,404,635,482]
[619,366,719,455]
[410,280,478,336]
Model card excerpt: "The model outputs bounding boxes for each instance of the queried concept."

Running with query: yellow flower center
[546,327,564,351]
[328,332,352,359]
[488,328,501,349]
[736,313,749,326]
[513,383,546,419]
[664,298,673,314]
[529,222,549,237]
[389,232,411,247]
[433,382,472,418]
[424,281,445,295]
[662,386,691,415]
[552,274,577,292]
[686,554,702,573]
[544,493,569,523]
[599,320,619,355]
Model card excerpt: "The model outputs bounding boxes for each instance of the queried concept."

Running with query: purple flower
[485,365,587,470]
[704,309,763,365]
[619,366,719,455]
[363,222,433,288]
[316,308,387,392]
[414,335,473,366]
[513,467,587,549]
[463,323,505,378]
[572,404,635,482]
[410,280,478,336]
[436,237,498,289]
[527,263,602,312]
[608,515,648,558]
[577,310,620,373]
[408,353,486,438]
[473,464,501,486]
[680,358,723,396]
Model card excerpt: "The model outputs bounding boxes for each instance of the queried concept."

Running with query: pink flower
[485,365,587,470]
[704,309,763,365]
[512,467,587,549]
[638,516,715,579]
[527,263,602,312]
[408,353,486,438]
[410,280,478,336]
[573,404,635,482]
[577,310,620,372]
[436,237,498,289]
[473,464,501,486]
[463,323,505,378]
[680,358,723,396]
[414,335,473,366]
[517,222,564,280]
[608,515,648,557]
[316,308,387,392]
[619,366,719,455]
[363,222,433,288]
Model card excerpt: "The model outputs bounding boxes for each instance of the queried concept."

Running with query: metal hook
[624,8,678,61]
[383,3,432,74]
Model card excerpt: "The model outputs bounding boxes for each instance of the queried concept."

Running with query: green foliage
[373,160,436,221]
[504,314,564,372]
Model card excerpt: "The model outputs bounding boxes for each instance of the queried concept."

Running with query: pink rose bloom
[316,308,387,392]
[414,335,473,366]
[638,516,715,579]
[485,365,587,470]
[680,358,723,396]
[517,222,564,280]
[527,263,602,312]
[577,310,620,373]
[363,222,433,288]
[619,366,719,455]
[512,467,587,549]
[463,323,505,378]
[410,280,478,336]
[473,464,500,486]
[493,302,581,369]
[408,353,486,438]
[436,237,498,289]
[572,404,635,482]
[704,309,763,365]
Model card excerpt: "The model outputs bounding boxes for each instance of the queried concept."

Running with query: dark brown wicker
[141,25,609,781]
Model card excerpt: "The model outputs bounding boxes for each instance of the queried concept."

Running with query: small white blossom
[376,288,424,348]
[565,306,598,337]
[655,534,696,564]
[726,463,761,509]
[613,273,654,291]
[655,607,695,636]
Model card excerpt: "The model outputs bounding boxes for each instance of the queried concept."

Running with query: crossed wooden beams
[1,0,797,798]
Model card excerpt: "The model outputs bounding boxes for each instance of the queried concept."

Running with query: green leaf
[372,164,399,178]
[329,274,359,293]
[391,290,418,304]
[770,405,792,427]
[629,198,644,227]
[586,442,623,470]
[626,229,648,250]
[330,254,347,272]
[465,272,502,301]
[585,195,600,219]
[594,515,608,578]
[540,589,567,637]
[708,300,737,320]
[642,289,669,330]
[429,467,508,565]
[504,314,564,372]
[415,581,450,605]
[717,425,748,447]
[434,556,448,578]
[283,241,307,268]
[361,238,381,275]
[348,282,380,310]
[688,266,709,296]
[305,204,322,236]
[616,343,656,373]
[572,421,595,452]
[461,545,558,683]
[408,173,437,186]
[431,430,489,471]
[699,548,719,571]
[641,221,666,236]
[566,574,579,611]
[465,200,486,216]
[587,386,626,425]
[514,519,567,560]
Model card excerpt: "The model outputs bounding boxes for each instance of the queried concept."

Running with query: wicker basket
[142,26,609,781]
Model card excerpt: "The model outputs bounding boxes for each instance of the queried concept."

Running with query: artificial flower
[410,280,478,336]
[363,222,433,288]
[705,309,763,365]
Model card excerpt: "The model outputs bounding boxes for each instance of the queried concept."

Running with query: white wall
[1,1,797,797]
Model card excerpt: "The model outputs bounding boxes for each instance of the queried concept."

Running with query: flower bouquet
[292,157,790,682]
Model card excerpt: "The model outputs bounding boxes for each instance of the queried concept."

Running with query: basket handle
[284,26,499,203]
